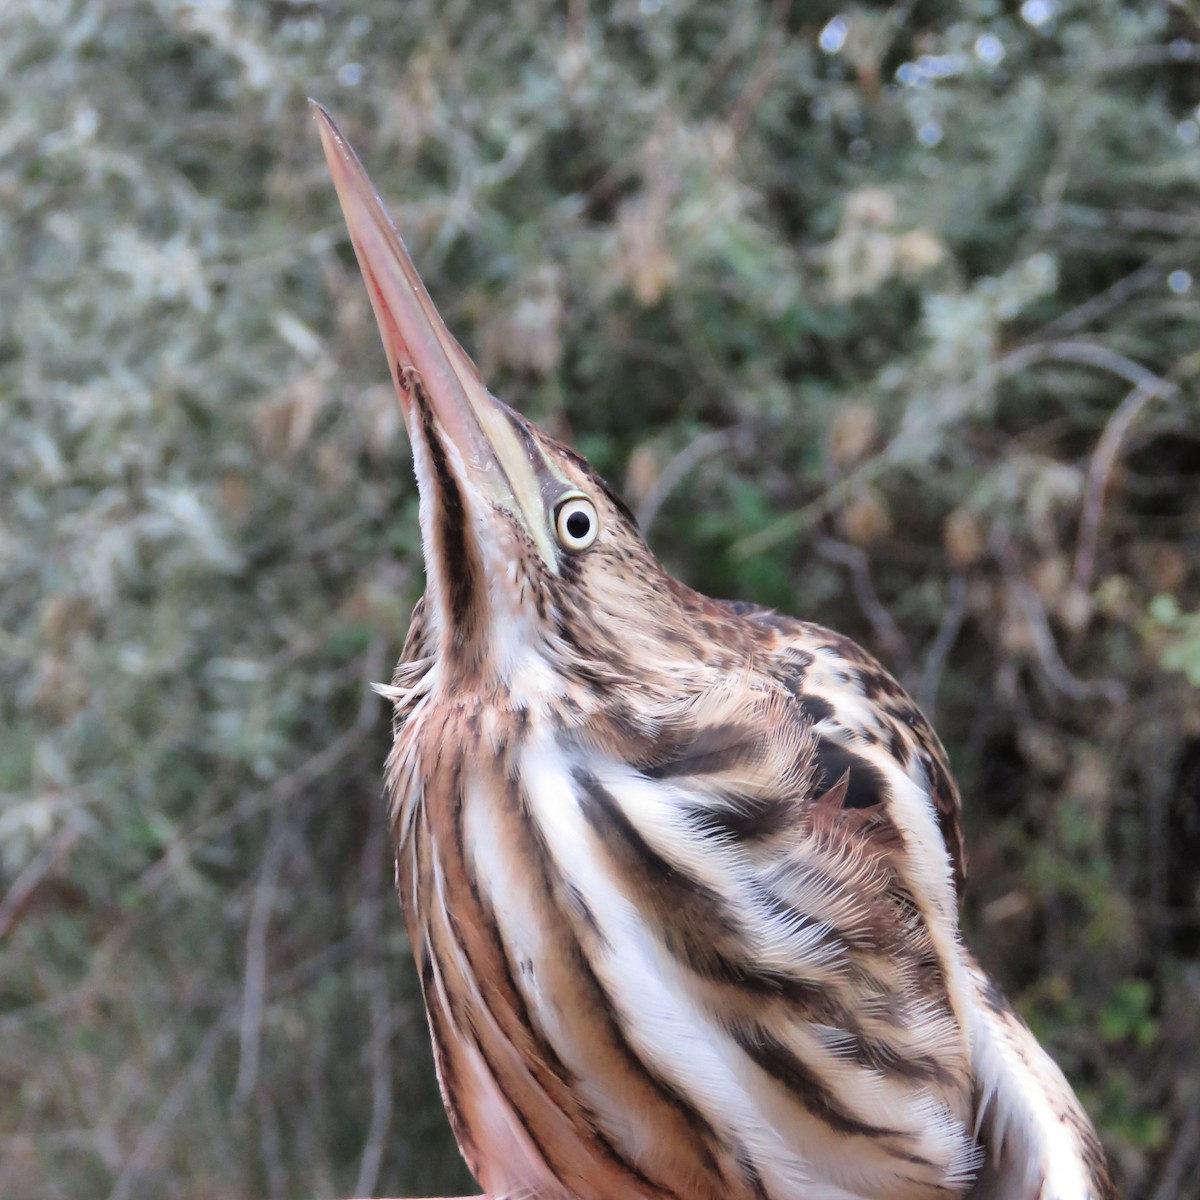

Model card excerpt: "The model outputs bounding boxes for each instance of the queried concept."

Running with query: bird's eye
[554,496,599,552]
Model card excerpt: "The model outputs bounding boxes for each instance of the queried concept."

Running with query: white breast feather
[518,735,980,1200]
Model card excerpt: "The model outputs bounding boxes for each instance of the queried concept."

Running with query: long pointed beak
[311,101,556,566]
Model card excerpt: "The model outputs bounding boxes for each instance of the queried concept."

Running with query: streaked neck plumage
[313,102,1117,1200]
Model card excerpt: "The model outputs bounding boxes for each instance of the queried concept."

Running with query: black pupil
[565,509,591,540]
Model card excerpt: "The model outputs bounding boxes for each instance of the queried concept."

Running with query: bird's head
[314,105,699,695]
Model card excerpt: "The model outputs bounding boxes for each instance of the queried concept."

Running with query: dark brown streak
[559,938,726,1195]
[431,764,698,1200]
[564,882,604,941]
[516,782,728,1191]
[794,693,834,725]
[409,373,478,641]
[573,767,897,1023]
[749,881,858,960]
[812,737,889,811]
[420,832,579,1194]
[733,1143,770,1200]
[451,1008,567,1189]
[731,1023,902,1140]
[683,792,795,842]
[464,871,579,1090]
[439,755,595,1107]
[838,1030,952,1085]
[642,723,754,780]
[573,768,938,1096]
[575,769,735,928]
[419,954,482,1178]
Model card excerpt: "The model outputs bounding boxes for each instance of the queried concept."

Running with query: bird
[311,102,1117,1200]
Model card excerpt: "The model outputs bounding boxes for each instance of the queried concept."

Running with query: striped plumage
[313,104,1117,1200]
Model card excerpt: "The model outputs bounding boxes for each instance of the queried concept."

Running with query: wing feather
[963,954,1117,1200]
[725,603,967,894]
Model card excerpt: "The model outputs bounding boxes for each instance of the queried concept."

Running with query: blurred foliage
[2,0,1199,1197]
[1147,593,1200,685]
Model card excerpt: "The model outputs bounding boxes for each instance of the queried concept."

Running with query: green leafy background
[3,1,1199,1196]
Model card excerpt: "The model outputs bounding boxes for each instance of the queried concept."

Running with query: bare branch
[232,799,289,1107]
[1036,258,1168,341]
[815,537,910,671]
[1009,575,1126,705]
[636,427,744,536]
[1073,377,1176,599]
[1151,1082,1200,1200]
[732,338,1178,559]
[351,797,394,1198]
[916,575,969,719]
[136,634,389,899]
[105,1011,237,1200]
[0,822,82,939]
[726,0,792,139]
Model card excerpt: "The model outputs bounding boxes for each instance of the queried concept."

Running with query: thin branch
[135,635,388,898]
[731,455,890,561]
[726,0,792,140]
[1035,257,1167,342]
[732,338,1178,559]
[1009,574,1126,705]
[1151,1082,1200,1200]
[255,1088,287,1200]
[0,822,82,939]
[815,537,910,670]
[636,427,744,535]
[1087,40,1200,73]
[1033,339,1178,395]
[678,3,758,118]
[1073,376,1177,598]
[105,1011,237,1200]
[232,799,290,1107]
[351,797,394,1198]
[916,574,969,719]
[1100,208,1200,236]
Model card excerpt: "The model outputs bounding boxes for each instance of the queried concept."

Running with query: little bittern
[313,104,1116,1200]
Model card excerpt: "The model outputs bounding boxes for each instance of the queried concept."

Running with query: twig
[916,574,968,719]
[0,822,82,939]
[232,799,290,1106]
[1151,1082,1200,1200]
[726,0,792,140]
[255,1088,287,1200]
[731,455,890,560]
[636,427,744,535]
[1094,208,1200,236]
[1073,376,1177,598]
[136,634,388,897]
[1035,257,1168,341]
[731,344,1045,559]
[815,537,910,670]
[351,797,394,1198]
[105,1010,237,1200]
[136,715,366,895]
[1027,92,1081,245]
[731,338,1178,559]
[678,4,757,119]
[1033,339,1178,395]
[1009,573,1126,705]
[1087,40,1200,73]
